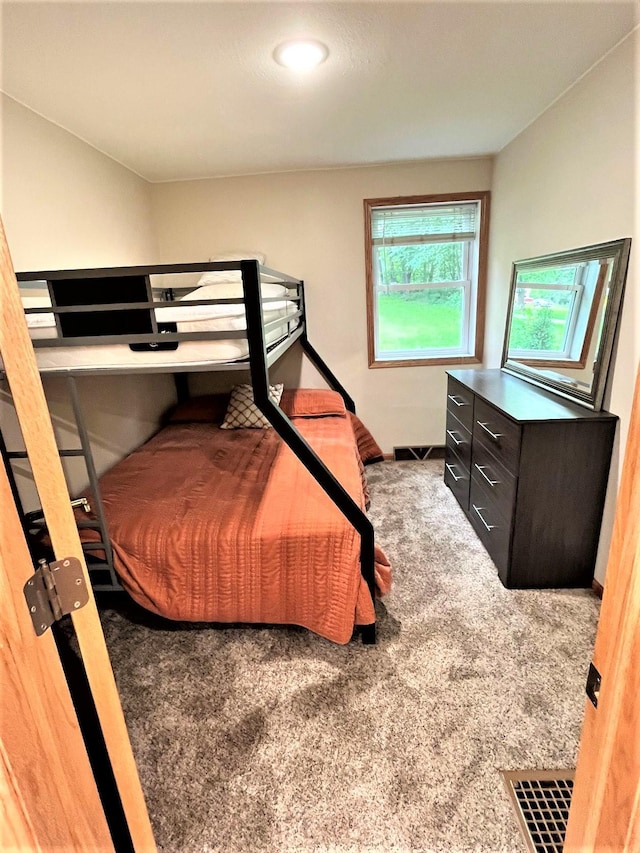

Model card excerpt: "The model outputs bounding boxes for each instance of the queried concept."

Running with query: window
[508,257,611,368]
[364,192,489,367]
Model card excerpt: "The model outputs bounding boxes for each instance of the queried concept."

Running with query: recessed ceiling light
[274,39,329,71]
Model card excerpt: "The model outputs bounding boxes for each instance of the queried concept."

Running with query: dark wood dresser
[444,369,617,588]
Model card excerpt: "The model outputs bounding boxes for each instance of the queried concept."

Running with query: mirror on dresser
[501,238,631,410]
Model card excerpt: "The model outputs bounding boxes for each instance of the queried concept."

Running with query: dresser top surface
[448,369,617,424]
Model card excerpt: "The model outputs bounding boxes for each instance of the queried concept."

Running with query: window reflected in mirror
[502,238,631,410]
[509,256,611,370]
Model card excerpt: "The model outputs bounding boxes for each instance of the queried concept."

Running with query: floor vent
[501,769,574,853]
[393,445,445,461]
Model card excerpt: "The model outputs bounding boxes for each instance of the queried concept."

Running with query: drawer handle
[474,464,499,487]
[472,504,496,531]
[447,394,468,407]
[445,463,464,482]
[476,421,503,442]
[446,429,465,447]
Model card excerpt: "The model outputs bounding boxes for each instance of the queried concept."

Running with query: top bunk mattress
[16,262,302,373]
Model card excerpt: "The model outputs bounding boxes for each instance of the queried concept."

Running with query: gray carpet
[99,460,600,852]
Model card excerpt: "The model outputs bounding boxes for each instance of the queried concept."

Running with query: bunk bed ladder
[64,375,120,592]
[242,260,377,644]
[0,376,120,591]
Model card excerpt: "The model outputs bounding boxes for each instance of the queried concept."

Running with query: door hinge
[586,661,602,708]
[23,557,89,636]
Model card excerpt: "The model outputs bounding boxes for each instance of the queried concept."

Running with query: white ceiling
[2,1,637,183]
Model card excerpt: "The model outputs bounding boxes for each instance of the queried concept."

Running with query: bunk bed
[1,259,390,644]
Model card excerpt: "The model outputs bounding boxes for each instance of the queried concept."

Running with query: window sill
[368,355,482,369]
[512,357,587,370]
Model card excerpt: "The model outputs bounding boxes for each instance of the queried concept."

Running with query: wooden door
[1,457,114,851]
[0,219,156,851]
[565,368,640,850]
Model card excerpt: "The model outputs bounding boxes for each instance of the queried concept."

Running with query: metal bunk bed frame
[1,259,377,643]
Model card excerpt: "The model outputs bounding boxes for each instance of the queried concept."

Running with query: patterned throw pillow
[220,383,284,429]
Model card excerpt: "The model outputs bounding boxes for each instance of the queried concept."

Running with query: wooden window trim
[364,190,490,369]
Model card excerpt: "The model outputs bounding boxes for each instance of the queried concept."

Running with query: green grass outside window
[376,292,463,352]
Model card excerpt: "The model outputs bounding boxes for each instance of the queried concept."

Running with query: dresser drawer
[471,440,517,522]
[446,377,474,432]
[445,409,472,471]
[469,477,512,579]
[444,445,470,509]
[473,398,521,474]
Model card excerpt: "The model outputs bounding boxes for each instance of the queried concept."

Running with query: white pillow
[187,281,286,298]
[155,304,296,329]
[220,383,284,430]
[195,271,241,284]
[199,252,266,284]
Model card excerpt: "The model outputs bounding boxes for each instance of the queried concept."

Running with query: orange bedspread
[86,402,391,643]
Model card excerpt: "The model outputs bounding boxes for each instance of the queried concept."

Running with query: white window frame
[508,260,608,366]
[364,192,490,368]
[509,281,585,360]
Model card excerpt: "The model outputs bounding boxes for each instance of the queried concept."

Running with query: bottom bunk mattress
[82,390,391,644]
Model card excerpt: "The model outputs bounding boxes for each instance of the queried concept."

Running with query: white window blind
[372,202,479,246]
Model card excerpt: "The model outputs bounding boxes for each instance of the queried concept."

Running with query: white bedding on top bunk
[32,324,296,371]
[21,288,299,372]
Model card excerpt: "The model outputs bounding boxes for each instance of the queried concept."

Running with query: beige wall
[488,32,637,584]
[1,96,175,507]
[1,95,158,270]
[151,158,493,450]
